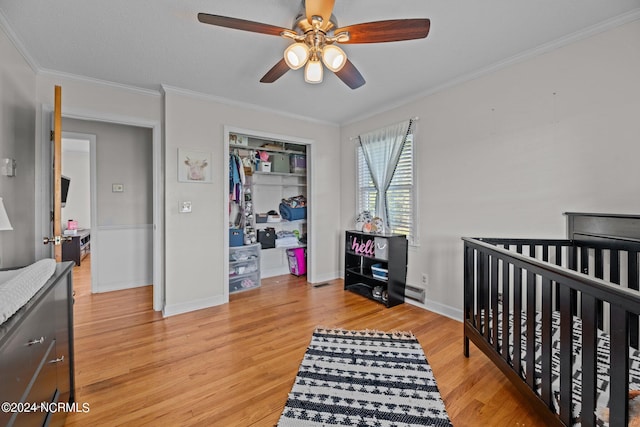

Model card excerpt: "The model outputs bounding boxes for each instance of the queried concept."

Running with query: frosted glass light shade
[322,45,347,72]
[0,197,13,231]
[284,43,310,70]
[305,59,323,84]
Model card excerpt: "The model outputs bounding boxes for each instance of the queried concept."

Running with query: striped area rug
[277,328,452,426]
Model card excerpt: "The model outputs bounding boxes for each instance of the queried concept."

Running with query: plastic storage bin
[287,247,306,276]
[260,161,272,172]
[371,263,388,281]
[290,154,306,173]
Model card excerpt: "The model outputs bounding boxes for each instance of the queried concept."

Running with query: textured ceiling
[1,0,639,124]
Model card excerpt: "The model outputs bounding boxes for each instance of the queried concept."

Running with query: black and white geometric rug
[277,328,453,426]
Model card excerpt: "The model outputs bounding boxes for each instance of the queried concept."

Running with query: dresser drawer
[11,340,58,427]
[0,290,56,407]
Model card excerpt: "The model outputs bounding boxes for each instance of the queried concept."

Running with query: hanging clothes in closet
[229,151,246,202]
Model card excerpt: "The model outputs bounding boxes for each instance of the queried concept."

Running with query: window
[357,133,417,245]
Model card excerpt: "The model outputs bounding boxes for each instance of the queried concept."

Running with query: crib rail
[463,236,640,427]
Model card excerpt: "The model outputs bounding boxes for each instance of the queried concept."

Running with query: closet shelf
[252,182,306,188]
[253,171,306,178]
[256,219,306,227]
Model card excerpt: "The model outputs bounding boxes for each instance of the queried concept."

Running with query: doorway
[36,106,164,311]
[61,132,95,291]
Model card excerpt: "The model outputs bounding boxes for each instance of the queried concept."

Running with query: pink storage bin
[286,247,306,276]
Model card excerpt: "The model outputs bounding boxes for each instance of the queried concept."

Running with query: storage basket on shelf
[270,153,290,173]
[258,227,276,249]
[371,263,388,281]
[229,228,244,247]
[279,203,306,221]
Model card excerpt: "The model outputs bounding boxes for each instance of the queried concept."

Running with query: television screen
[61,175,70,207]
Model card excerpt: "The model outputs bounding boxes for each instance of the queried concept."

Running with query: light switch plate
[112,183,124,192]
[180,201,192,213]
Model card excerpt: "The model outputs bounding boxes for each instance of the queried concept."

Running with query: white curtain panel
[358,119,412,229]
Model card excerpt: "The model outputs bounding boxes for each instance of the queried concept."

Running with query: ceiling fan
[198,0,430,89]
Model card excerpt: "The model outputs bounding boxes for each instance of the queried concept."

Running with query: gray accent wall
[0,25,36,268]
[62,118,152,227]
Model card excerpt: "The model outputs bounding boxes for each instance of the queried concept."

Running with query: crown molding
[38,68,162,97]
[0,9,40,73]
[161,84,339,127]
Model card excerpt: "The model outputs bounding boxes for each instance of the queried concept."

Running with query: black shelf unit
[344,230,408,307]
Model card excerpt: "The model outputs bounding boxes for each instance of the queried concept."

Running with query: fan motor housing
[293,10,337,34]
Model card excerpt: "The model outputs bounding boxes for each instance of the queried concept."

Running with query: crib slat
[526,270,536,390]
[580,294,597,427]
[594,248,603,279]
[482,252,490,339]
[540,277,553,409]
[609,306,629,426]
[463,245,473,357]
[580,246,589,275]
[501,259,510,361]
[475,250,485,333]
[610,249,620,285]
[558,285,573,426]
[570,245,579,316]
[513,266,523,378]
[595,249,606,329]
[491,255,499,350]
[630,251,639,292]
[629,251,639,349]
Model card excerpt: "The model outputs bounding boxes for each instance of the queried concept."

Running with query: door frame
[223,125,315,302]
[36,105,164,311]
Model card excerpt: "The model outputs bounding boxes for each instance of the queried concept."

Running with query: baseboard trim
[405,298,463,322]
[95,280,150,293]
[163,295,226,318]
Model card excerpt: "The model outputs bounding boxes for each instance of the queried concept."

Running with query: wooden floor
[65,256,547,426]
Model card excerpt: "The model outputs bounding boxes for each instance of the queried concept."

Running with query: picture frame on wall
[178,148,212,183]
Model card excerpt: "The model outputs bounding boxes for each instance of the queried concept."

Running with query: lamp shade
[0,197,13,231]
[284,43,310,70]
[304,58,323,84]
[322,45,347,72]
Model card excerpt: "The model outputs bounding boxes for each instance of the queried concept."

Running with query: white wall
[162,87,341,316]
[0,25,36,268]
[340,19,640,319]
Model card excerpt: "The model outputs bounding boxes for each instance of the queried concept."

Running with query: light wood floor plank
[64,256,547,426]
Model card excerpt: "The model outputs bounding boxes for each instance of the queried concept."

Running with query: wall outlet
[421,273,429,286]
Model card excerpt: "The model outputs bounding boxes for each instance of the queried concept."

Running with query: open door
[43,85,70,257]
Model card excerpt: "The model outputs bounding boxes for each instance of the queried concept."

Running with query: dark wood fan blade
[335,59,365,89]
[305,0,335,26]
[260,59,290,83]
[335,19,430,44]
[198,13,287,36]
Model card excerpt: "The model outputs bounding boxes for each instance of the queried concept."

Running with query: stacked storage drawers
[229,243,261,293]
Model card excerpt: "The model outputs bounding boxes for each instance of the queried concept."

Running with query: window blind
[357,134,416,244]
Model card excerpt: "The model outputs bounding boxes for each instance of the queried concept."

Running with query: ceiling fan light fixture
[304,58,323,84]
[284,43,310,70]
[321,44,347,72]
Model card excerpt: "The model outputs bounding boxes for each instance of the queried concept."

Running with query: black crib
[463,213,640,427]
